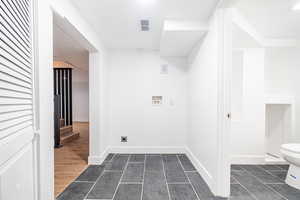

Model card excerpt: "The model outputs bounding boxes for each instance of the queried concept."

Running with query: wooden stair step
[61,132,80,145]
[60,125,73,135]
[60,119,65,127]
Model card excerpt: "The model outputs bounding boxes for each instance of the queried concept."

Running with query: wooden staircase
[59,119,79,145]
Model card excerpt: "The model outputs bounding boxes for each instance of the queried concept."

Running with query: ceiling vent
[141,20,150,31]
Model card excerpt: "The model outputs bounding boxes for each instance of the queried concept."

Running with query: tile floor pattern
[57,154,300,200]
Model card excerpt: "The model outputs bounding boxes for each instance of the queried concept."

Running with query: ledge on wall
[160,20,208,57]
[265,95,294,105]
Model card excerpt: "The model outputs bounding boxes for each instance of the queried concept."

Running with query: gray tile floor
[57,154,300,200]
[231,164,300,200]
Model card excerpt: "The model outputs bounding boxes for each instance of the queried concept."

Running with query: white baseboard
[88,156,102,165]
[185,147,215,194]
[231,155,266,164]
[108,146,186,154]
[88,147,110,165]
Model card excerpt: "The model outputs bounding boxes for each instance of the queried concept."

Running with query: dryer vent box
[152,96,163,106]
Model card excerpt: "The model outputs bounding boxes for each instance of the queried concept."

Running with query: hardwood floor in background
[55,122,89,197]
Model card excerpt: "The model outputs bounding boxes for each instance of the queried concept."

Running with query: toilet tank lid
[281,144,300,153]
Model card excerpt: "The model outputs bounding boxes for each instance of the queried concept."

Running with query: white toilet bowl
[281,143,300,189]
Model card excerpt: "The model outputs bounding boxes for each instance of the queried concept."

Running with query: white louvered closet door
[0,0,37,200]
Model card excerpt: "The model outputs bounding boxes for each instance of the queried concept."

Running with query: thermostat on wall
[152,96,163,106]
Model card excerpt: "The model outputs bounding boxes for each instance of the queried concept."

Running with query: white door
[0,0,37,199]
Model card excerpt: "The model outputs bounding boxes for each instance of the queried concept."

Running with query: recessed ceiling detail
[160,20,208,57]
[70,0,219,49]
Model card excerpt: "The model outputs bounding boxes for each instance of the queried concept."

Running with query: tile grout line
[256,165,286,183]
[240,165,283,184]
[161,154,171,200]
[140,155,146,200]
[57,164,90,198]
[110,154,116,161]
[231,173,259,200]
[230,175,238,184]
[110,154,130,200]
[83,165,107,200]
[82,154,116,200]
[265,183,286,185]
[73,181,95,183]
[177,155,200,200]
[264,184,289,200]
[240,167,288,200]
[121,182,143,184]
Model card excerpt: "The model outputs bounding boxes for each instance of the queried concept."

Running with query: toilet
[281,143,300,189]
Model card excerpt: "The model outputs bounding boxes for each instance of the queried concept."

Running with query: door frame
[34,1,105,199]
[215,7,233,197]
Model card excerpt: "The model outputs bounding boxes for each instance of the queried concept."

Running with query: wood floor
[55,122,89,197]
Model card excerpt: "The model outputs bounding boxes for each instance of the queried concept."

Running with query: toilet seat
[281,144,300,154]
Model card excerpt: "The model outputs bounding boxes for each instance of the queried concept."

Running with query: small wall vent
[141,20,150,31]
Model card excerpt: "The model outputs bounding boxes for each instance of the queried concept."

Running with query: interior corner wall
[107,50,187,152]
[186,11,220,193]
[265,47,300,142]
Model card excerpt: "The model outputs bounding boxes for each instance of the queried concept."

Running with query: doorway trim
[215,7,233,197]
[35,1,106,199]
[50,1,104,163]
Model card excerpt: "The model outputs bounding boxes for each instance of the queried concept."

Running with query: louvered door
[0,0,36,199]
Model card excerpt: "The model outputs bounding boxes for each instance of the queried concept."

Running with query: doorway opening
[53,13,90,197]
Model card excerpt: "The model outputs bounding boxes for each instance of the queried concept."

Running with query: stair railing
[54,94,62,148]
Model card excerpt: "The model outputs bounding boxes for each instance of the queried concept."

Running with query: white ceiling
[70,0,219,49]
[53,22,89,71]
[160,20,208,57]
[236,0,300,39]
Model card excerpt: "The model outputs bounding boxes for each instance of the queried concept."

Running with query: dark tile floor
[231,164,300,200]
[57,154,300,200]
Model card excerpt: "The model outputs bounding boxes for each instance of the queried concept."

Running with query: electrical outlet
[121,136,127,142]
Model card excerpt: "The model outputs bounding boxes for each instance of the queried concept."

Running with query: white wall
[230,49,265,163]
[186,11,220,193]
[265,47,300,142]
[108,50,187,150]
[73,68,89,122]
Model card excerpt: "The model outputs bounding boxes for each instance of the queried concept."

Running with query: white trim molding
[231,155,266,164]
[88,156,103,165]
[108,146,187,154]
[89,147,110,165]
[185,147,214,192]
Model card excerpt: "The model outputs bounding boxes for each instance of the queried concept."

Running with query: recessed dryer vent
[265,96,294,162]
[141,20,150,31]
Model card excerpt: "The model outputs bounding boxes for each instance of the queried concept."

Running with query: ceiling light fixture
[293,2,300,10]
